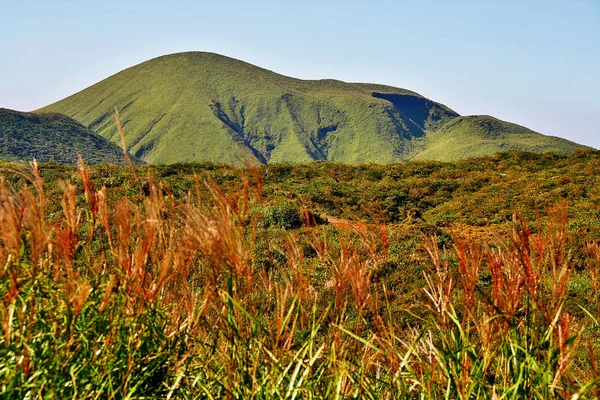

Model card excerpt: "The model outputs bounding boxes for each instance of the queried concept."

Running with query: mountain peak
[39,53,587,165]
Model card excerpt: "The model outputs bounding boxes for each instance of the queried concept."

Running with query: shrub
[263,203,303,229]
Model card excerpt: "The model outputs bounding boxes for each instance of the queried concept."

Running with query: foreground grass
[1,155,600,398]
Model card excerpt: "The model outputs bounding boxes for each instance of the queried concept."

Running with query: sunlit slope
[0,108,138,164]
[412,116,588,162]
[40,52,587,164]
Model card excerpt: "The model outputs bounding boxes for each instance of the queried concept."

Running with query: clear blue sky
[1,0,599,148]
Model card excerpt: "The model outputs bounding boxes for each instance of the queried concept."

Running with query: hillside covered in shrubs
[0,108,140,165]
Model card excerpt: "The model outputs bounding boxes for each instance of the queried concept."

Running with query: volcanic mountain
[39,52,587,165]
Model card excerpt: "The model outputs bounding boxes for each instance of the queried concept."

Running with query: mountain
[411,115,585,162]
[39,52,588,165]
[0,108,138,164]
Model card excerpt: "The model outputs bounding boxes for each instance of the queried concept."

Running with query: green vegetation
[39,52,589,165]
[0,108,140,165]
[412,115,586,161]
[1,150,600,397]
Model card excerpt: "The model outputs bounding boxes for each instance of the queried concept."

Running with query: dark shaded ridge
[281,94,329,161]
[129,113,167,160]
[372,92,459,133]
[210,101,268,164]
[134,141,157,160]
[308,125,339,160]
[383,108,421,140]
[318,125,338,140]
[88,96,140,133]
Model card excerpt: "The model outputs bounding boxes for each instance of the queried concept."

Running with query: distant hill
[411,115,586,162]
[39,52,589,165]
[0,108,139,164]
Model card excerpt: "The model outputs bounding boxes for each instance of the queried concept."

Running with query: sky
[1,0,599,148]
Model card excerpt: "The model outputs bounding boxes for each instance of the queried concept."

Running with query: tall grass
[0,156,598,398]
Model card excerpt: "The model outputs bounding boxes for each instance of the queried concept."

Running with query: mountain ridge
[0,108,141,165]
[39,51,588,165]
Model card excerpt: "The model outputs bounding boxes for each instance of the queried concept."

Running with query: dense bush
[263,204,303,229]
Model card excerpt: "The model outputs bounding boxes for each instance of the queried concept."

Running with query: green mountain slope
[0,108,138,164]
[412,115,587,162]
[39,52,588,164]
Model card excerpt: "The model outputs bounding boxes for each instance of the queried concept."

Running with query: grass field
[1,149,600,398]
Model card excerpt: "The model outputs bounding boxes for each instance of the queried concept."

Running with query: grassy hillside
[0,108,139,164]
[40,52,588,165]
[412,115,587,161]
[1,151,600,397]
